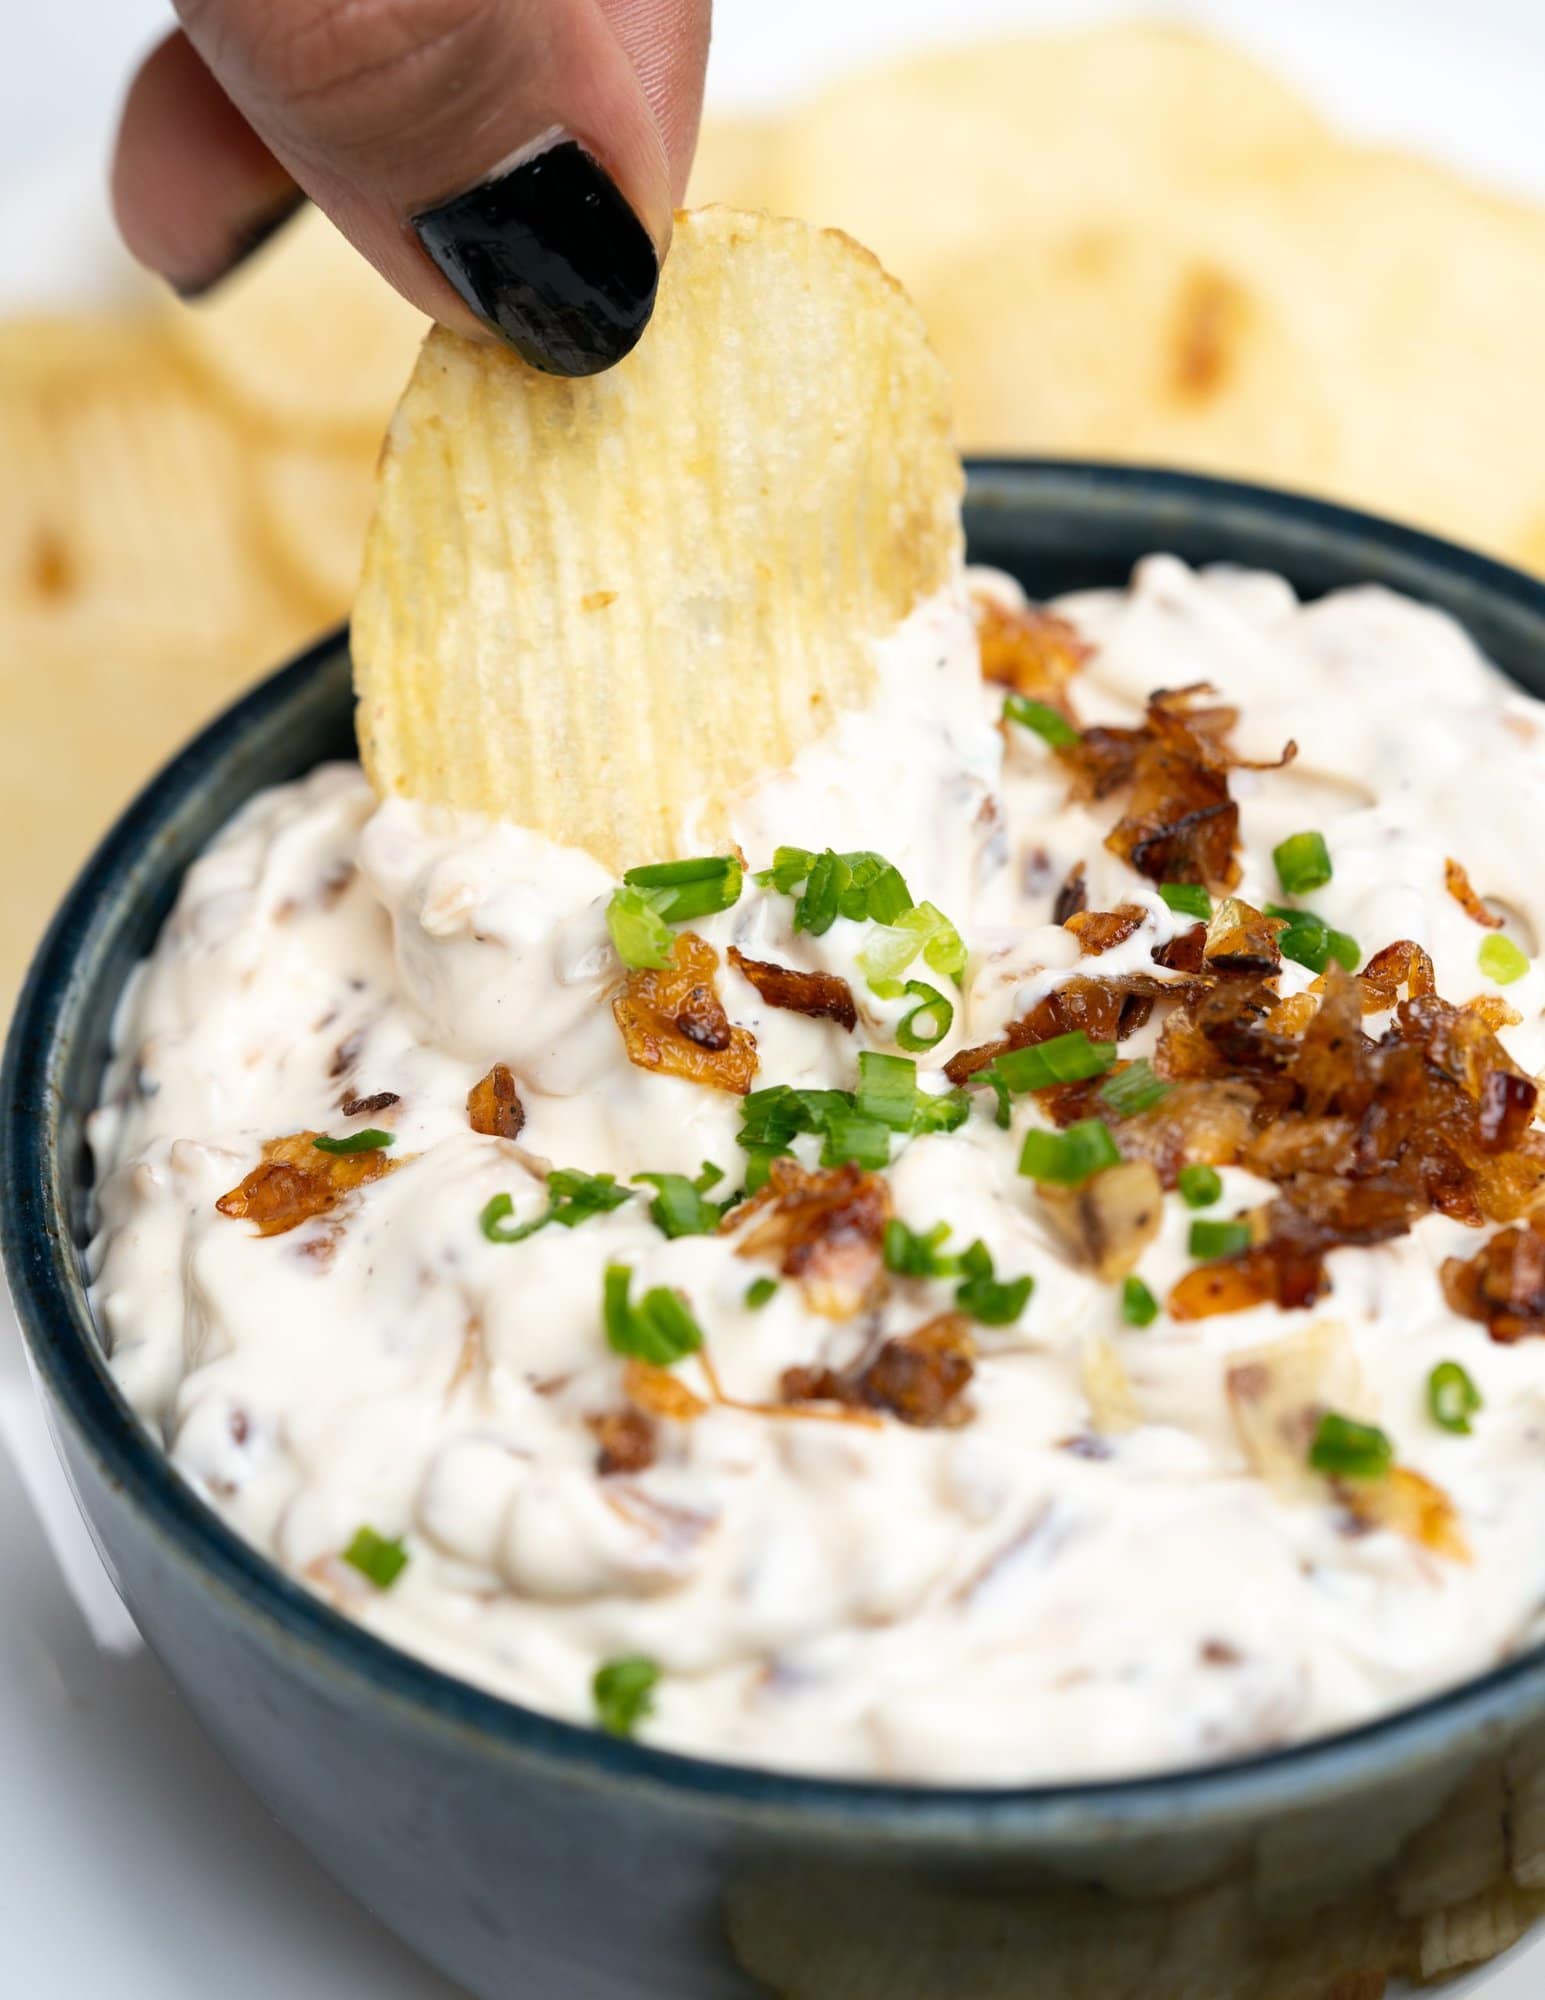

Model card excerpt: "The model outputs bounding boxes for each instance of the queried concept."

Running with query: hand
[112,0,712,375]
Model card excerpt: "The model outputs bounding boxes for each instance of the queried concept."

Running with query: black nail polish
[412,139,659,377]
[173,190,307,300]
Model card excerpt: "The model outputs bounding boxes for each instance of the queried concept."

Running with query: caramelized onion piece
[782,1313,976,1429]
[1064,903,1146,955]
[1038,1160,1163,1280]
[946,973,1187,1084]
[588,1407,657,1477]
[623,1358,709,1424]
[467,1062,525,1138]
[614,932,758,1094]
[1204,897,1283,975]
[1357,939,1436,1012]
[975,596,1089,703]
[1445,856,1504,929]
[1442,1216,1545,1343]
[727,947,857,1032]
[340,1089,399,1118]
[1051,861,1088,924]
[1344,1466,1470,1562]
[726,1158,890,1319]
[215,1131,396,1237]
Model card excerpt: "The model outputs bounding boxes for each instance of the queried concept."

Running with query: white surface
[2,1,1544,1993]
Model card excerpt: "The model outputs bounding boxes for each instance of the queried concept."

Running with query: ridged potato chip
[162,204,428,443]
[353,207,961,870]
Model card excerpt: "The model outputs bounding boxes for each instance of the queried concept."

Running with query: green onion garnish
[869,978,954,1053]
[741,1145,787,1194]
[635,1162,726,1238]
[819,1111,892,1171]
[482,1169,631,1246]
[593,1655,661,1738]
[1189,1217,1251,1260]
[1159,883,1212,921]
[1121,1276,1159,1327]
[1003,693,1080,749]
[744,1276,778,1310]
[602,1265,704,1368]
[1267,905,1360,975]
[994,1029,1117,1093]
[1308,1411,1393,1481]
[1428,1360,1483,1436]
[342,1526,409,1590]
[314,1128,393,1154]
[479,1192,546,1244]
[954,1239,1033,1325]
[856,1052,920,1132]
[1478,934,1529,985]
[605,885,676,970]
[1098,1058,1171,1118]
[911,1087,971,1136]
[981,1068,1014,1130]
[1177,1163,1223,1208]
[758,847,913,936]
[860,900,967,987]
[1273,830,1333,896]
[621,854,742,922]
[1018,1118,1121,1185]
[883,1217,959,1279]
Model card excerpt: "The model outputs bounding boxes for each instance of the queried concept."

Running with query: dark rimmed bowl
[6,462,1545,1999]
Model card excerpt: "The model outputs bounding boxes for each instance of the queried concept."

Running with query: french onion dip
[88,556,1545,1784]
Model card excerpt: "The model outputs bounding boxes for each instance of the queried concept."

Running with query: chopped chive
[860,901,967,987]
[1478,934,1529,986]
[758,847,915,937]
[1428,1360,1483,1436]
[1189,1217,1252,1260]
[982,1068,1014,1129]
[1273,830,1333,896]
[1018,1118,1122,1186]
[593,1655,660,1738]
[744,1276,778,1310]
[820,1110,892,1170]
[314,1128,393,1154]
[856,1051,920,1132]
[887,980,955,1053]
[1177,1163,1223,1209]
[742,1145,787,1194]
[546,1169,632,1227]
[602,1265,704,1367]
[1268,905,1361,976]
[911,1087,971,1136]
[1159,882,1212,922]
[621,854,742,922]
[1098,1058,1171,1118]
[635,1165,725,1238]
[884,1217,959,1279]
[1121,1276,1159,1327]
[1308,1411,1393,1482]
[605,885,676,969]
[1003,692,1079,749]
[479,1191,547,1244]
[994,1029,1117,1093]
[955,1239,1033,1326]
[343,1526,408,1590]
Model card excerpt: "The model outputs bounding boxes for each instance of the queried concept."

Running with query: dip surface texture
[88,557,1545,1784]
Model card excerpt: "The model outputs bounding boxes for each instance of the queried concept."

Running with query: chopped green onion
[994,1029,1117,1093]
[954,1239,1034,1326]
[314,1128,393,1154]
[856,1051,920,1131]
[884,1217,959,1279]
[1189,1217,1252,1260]
[1267,905,1360,975]
[1003,692,1079,749]
[1428,1360,1483,1436]
[1273,830,1333,896]
[343,1526,408,1589]
[1478,934,1529,986]
[602,1265,704,1368]
[1308,1411,1393,1481]
[860,901,968,987]
[1098,1059,1171,1118]
[911,1087,971,1136]
[479,1192,547,1244]
[481,1168,631,1246]
[736,1084,819,1150]
[593,1656,660,1738]
[1121,1276,1159,1327]
[758,847,914,937]
[1177,1163,1223,1208]
[605,885,675,970]
[1018,1118,1122,1186]
[635,1162,726,1238]
[869,979,953,1052]
[981,1068,1014,1130]
[621,854,742,922]
[1159,882,1212,921]
[742,1145,787,1194]
[820,1111,892,1171]
[744,1276,778,1310]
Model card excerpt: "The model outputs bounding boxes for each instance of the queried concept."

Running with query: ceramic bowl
[7,462,1545,1999]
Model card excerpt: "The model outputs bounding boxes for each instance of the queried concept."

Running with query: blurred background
[1,4,1543,1993]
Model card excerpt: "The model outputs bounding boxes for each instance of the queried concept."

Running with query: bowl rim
[7,457,1545,1840]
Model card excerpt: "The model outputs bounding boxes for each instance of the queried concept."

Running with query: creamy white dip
[87,557,1545,1784]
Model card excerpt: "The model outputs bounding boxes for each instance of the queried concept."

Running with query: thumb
[114,0,711,377]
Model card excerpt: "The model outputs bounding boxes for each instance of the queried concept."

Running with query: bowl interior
[7,459,1545,1824]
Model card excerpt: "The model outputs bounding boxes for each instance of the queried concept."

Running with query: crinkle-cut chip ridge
[352,207,961,870]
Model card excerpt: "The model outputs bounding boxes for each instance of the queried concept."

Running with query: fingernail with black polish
[412,135,659,377]
[173,189,307,301]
